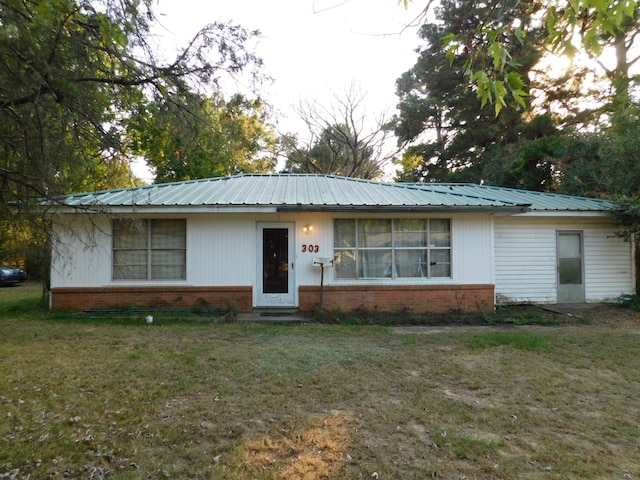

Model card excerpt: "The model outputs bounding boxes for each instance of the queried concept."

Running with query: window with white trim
[333,218,451,279]
[112,219,186,280]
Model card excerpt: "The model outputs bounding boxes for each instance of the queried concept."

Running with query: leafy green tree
[130,93,277,182]
[401,0,640,111]
[482,136,562,191]
[0,0,262,215]
[0,0,263,285]
[558,103,640,198]
[392,0,547,184]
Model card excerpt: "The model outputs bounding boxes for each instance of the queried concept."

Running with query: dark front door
[256,224,295,306]
[263,227,289,293]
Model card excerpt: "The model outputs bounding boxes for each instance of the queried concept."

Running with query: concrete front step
[235,309,312,323]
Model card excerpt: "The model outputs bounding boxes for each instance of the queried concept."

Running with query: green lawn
[1,284,639,479]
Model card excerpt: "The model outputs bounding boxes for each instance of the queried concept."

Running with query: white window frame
[112,219,186,281]
[333,218,452,280]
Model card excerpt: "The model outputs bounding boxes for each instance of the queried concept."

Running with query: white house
[49,174,635,313]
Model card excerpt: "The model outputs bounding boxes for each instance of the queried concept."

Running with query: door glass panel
[558,233,582,285]
[263,228,289,294]
[559,258,582,284]
[558,234,581,258]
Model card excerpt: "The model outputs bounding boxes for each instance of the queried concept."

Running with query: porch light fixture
[303,224,313,234]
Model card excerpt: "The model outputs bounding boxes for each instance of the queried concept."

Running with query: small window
[334,218,451,279]
[112,219,186,280]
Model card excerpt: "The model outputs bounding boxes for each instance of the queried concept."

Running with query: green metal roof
[413,183,614,211]
[54,174,613,214]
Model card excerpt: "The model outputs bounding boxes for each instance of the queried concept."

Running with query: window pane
[359,220,391,248]
[113,264,147,280]
[430,232,450,248]
[430,219,451,247]
[430,219,450,232]
[113,250,147,280]
[151,250,186,266]
[151,219,186,248]
[152,264,187,280]
[334,250,356,279]
[430,249,451,277]
[394,219,427,247]
[395,249,427,277]
[431,263,451,278]
[558,234,581,258]
[114,266,147,280]
[114,250,147,265]
[359,249,392,278]
[334,219,356,248]
[431,249,450,263]
[113,221,147,249]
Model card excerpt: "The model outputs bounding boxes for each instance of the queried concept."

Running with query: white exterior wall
[51,215,112,287]
[187,211,336,288]
[55,211,633,305]
[450,213,494,285]
[51,211,496,290]
[494,215,635,303]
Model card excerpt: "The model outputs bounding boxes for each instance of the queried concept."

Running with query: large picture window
[112,219,186,280]
[334,218,451,279]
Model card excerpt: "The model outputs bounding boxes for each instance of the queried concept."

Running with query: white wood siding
[451,214,493,284]
[56,211,633,305]
[187,214,255,285]
[584,224,635,300]
[51,215,112,287]
[51,212,331,289]
[494,216,634,303]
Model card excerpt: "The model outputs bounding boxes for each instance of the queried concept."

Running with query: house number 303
[302,244,319,253]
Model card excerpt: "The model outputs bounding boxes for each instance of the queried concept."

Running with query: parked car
[0,265,27,286]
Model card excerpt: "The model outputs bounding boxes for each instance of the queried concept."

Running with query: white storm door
[557,231,585,303]
[256,223,296,307]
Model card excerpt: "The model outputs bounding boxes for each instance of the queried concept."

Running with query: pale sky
[152,0,425,142]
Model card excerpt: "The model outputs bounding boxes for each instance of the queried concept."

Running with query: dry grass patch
[238,410,356,479]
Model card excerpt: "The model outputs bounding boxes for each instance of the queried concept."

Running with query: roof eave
[49,204,531,215]
[277,205,532,214]
[517,210,612,217]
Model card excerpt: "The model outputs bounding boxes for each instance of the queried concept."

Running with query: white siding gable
[494,216,634,303]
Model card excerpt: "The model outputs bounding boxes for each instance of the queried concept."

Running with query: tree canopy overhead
[393,0,557,187]
[0,0,265,216]
[392,0,640,192]
[401,0,640,113]
[130,92,278,183]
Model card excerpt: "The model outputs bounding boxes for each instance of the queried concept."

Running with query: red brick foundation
[51,284,494,314]
[299,284,494,314]
[50,286,253,312]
